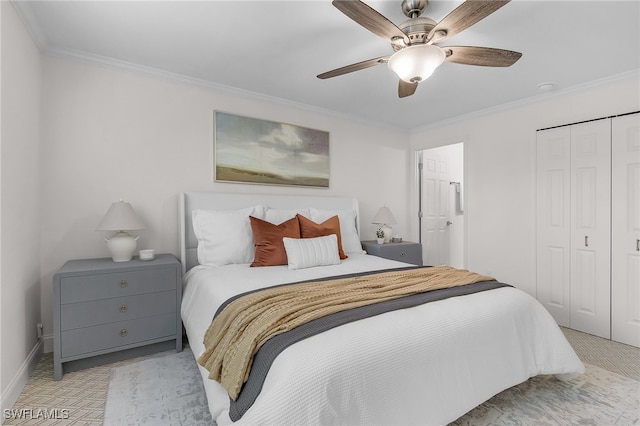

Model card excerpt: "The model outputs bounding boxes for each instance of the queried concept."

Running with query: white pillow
[309,208,364,254]
[262,208,310,225]
[283,234,341,270]
[192,205,265,266]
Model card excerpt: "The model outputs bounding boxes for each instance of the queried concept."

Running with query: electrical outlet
[36,323,43,339]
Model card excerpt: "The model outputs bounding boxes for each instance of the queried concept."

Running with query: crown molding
[43,47,408,134]
[409,69,640,134]
[11,0,406,134]
[10,0,49,51]
[12,0,636,136]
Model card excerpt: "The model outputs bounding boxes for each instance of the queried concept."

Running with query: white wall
[1,0,4,407]
[38,56,410,343]
[409,73,640,296]
[0,0,43,413]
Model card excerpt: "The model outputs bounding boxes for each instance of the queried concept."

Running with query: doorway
[418,143,464,267]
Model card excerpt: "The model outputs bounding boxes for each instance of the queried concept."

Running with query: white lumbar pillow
[283,234,341,270]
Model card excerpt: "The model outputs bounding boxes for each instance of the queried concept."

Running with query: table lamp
[96,200,144,262]
[372,206,397,243]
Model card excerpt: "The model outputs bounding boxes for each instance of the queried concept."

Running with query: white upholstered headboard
[179,192,361,275]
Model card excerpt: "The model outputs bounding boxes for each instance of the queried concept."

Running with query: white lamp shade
[388,44,445,83]
[372,206,397,225]
[96,200,144,231]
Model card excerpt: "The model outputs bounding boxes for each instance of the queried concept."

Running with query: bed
[179,191,584,425]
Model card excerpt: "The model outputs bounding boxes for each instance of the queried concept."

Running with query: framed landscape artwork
[214,111,330,188]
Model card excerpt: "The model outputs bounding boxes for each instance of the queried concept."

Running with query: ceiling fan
[317,0,522,98]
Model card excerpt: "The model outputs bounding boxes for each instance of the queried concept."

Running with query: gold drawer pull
[119,280,128,288]
[119,304,128,313]
[120,329,128,337]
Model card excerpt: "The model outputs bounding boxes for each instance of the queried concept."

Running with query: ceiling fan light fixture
[388,44,445,83]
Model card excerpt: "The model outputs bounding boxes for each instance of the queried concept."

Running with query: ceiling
[12,0,640,131]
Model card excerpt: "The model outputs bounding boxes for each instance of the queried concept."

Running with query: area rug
[105,349,639,426]
[104,349,214,425]
[453,363,639,425]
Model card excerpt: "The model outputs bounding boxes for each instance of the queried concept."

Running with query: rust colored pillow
[249,216,301,267]
[297,214,347,259]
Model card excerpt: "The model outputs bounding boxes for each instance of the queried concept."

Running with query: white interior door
[536,126,571,326]
[612,113,640,347]
[422,152,450,266]
[570,119,611,339]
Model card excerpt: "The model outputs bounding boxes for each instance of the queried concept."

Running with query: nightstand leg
[54,360,62,381]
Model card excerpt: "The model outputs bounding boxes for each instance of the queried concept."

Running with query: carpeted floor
[561,327,639,380]
[5,327,639,425]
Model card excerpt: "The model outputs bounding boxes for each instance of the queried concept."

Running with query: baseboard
[0,339,43,425]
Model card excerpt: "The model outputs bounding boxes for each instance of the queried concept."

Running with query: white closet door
[570,119,611,339]
[536,127,571,326]
[612,113,640,347]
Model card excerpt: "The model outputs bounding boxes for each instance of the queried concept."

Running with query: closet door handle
[584,236,589,247]
[637,239,639,252]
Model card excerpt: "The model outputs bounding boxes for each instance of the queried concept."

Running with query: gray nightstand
[362,240,423,266]
[52,254,182,380]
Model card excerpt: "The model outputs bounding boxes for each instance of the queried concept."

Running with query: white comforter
[181,254,584,425]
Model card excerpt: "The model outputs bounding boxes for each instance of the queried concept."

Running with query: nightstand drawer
[61,313,177,358]
[361,241,423,266]
[60,267,176,304]
[60,290,177,331]
[378,245,422,265]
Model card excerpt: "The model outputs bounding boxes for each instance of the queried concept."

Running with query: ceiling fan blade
[332,0,410,45]
[428,0,510,44]
[398,80,418,98]
[317,56,389,79]
[444,46,522,67]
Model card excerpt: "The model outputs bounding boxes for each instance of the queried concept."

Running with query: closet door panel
[536,127,571,326]
[612,113,640,347]
[570,119,611,339]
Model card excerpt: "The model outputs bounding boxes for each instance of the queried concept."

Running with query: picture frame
[214,111,330,188]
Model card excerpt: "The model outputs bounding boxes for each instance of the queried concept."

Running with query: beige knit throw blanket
[198,266,495,400]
